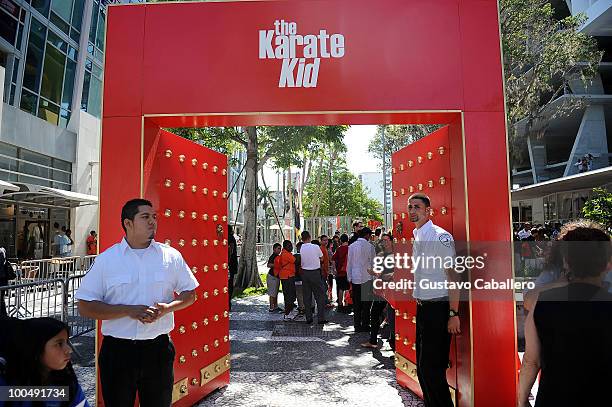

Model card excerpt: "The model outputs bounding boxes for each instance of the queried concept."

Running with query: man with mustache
[76,198,198,407]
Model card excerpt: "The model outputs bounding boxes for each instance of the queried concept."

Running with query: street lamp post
[381,126,388,229]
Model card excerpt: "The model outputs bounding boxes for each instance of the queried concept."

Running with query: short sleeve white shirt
[300,242,323,270]
[75,238,199,339]
[412,220,456,300]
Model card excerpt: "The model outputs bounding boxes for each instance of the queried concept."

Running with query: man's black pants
[351,280,372,330]
[99,334,175,407]
[302,268,326,322]
[368,298,388,344]
[415,299,453,407]
[281,276,297,313]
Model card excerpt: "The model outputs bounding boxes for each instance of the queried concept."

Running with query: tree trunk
[235,127,263,291]
[327,147,334,215]
[312,153,325,217]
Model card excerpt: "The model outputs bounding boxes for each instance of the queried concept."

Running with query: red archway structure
[100,1,516,406]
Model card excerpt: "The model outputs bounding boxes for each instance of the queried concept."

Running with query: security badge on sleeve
[439,233,452,248]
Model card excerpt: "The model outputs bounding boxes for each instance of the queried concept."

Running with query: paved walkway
[196,293,423,407]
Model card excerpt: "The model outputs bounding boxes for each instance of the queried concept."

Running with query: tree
[500,0,602,160]
[581,188,612,232]
[172,125,347,292]
[368,125,442,167]
[303,155,382,221]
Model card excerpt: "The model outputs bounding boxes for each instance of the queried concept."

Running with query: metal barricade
[65,275,95,338]
[17,259,54,281]
[80,255,97,275]
[1,279,65,321]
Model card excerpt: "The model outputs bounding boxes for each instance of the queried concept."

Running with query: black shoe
[305,319,313,324]
[317,320,329,325]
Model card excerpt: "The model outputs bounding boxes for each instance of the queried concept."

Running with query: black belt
[416,296,449,306]
[103,333,168,345]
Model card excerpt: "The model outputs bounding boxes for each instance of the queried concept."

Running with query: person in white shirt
[347,227,376,332]
[76,198,198,407]
[518,223,533,241]
[299,230,328,324]
[409,193,459,407]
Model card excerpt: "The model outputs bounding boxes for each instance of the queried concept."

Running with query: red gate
[390,126,466,404]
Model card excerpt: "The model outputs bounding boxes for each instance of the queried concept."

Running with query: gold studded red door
[390,125,462,404]
[144,129,230,406]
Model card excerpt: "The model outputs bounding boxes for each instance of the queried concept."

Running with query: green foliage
[500,0,602,161]
[368,125,442,167]
[169,127,243,165]
[303,155,383,221]
[581,188,612,231]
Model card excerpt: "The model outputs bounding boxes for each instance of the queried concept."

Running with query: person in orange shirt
[274,240,296,319]
[86,230,97,255]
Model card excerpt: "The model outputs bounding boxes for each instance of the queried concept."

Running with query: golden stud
[223,239,228,246]
[192,322,198,330]
[203,318,209,325]
[202,213,209,221]
[202,188,208,195]
[164,239,171,246]
[214,365,221,373]
[214,264,219,271]
[395,333,400,340]
[214,339,219,347]
[203,265,209,273]
[223,311,229,318]
[165,150,172,158]
[409,186,414,193]
[428,180,434,188]
[439,176,446,185]
[417,183,423,191]
[393,191,397,197]
[164,179,172,188]
[191,266,198,274]
[203,371,211,379]
[179,326,186,334]
[213,314,219,321]
[401,238,407,244]
[202,240,208,246]
[191,239,198,247]
[191,185,197,193]
[192,349,198,357]
[213,166,218,173]
[438,146,445,155]
[223,335,229,342]
[191,378,199,386]
[191,212,197,219]
[223,286,228,293]
[429,208,435,216]
[408,160,414,167]
[392,167,397,174]
[222,215,227,222]
[417,156,423,164]
[403,338,409,346]
[441,207,448,215]
[393,213,398,220]
[412,316,417,324]
[179,182,185,191]
[179,239,185,247]
[213,215,219,222]
[191,158,198,166]
[213,289,219,296]
[164,209,171,217]
[222,192,227,199]
[213,240,219,246]
[403,312,408,320]
[401,213,406,219]
[179,154,186,163]
[213,190,218,197]
[179,210,185,219]
[427,151,433,160]
[203,291,209,299]
[222,169,227,176]
[222,263,228,269]
[400,188,405,195]
[225,359,230,367]
[395,309,400,316]
[202,162,208,170]
[179,356,186,363]
[412,343,416,351]
[399,164,405,171]
[393,238,398,243]
[203,345,209,352]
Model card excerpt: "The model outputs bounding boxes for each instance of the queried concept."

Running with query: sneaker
[293,314,306,322]
[305,319,313,324]
[273,307,283,313]
[268,308,275,313]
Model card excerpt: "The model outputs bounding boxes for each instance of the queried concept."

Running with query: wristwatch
[449,309,459,318]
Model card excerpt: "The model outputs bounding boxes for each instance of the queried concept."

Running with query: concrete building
[510,0,612,225]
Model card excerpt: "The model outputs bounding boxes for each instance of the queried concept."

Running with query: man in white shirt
[76,198,198,407]
[518,223,533,240]
[299,230,327,324]
[409,193,459,407]
[347,227,376,332]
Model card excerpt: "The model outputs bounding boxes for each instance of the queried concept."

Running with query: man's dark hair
[296,242,303,249]
[352,221,361,228]
[558,220,611,278]
[340,233,349,243]
[90,230,96,236]
[61,226,66,232]
[283,240,293,250]
[375,228,382,237]
[311,239,320,246]
[272,242,282,250]
[408,193,431,208]
[320,235,328,240]
[359,227,373,238]
[53,222,60,229]
[301,231,311,241]
[121,198,153,233]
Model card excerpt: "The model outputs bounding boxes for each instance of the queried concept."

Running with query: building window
[0,0,21,47]
[81,57,102,118]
